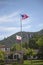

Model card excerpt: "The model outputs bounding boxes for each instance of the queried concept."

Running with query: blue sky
[0,0,43,40]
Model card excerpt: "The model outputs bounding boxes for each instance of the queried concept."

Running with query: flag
[16,35,22,40]
[21,14,29,20]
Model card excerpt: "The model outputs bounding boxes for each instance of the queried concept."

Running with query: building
[0,45,10,52]
[0,45,24,64]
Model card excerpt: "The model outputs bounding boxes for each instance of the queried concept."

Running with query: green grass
[23,60,43,65]
[11,60,43,65]
[1,60,43,65]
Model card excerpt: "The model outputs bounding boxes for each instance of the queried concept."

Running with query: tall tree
[37,36,43,47]
[29,38,38,49]
[37,36,43,59]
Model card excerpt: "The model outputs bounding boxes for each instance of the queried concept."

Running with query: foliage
[0,50,5,60]
[22,42,28,49]
[0,29,43,48]
[29,38,38,49]
[37,46,43,59]
[11,43,21,51]
[36,36,43,59]
[37,36,43,47]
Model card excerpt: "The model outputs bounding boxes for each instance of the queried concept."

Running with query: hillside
[0,29,43,48]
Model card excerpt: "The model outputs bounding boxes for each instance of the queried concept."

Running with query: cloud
[0,24,31,32]
[0,26,20,40]
[0,26,20,32]
[0,24,32,40]
[0,35,4,40]
[0,10,20,23]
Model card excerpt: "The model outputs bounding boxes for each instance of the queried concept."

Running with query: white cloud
[0,26,20,40]
[0,24,32,40]
[0,10,20,23]
[0,35,4,40]
[0,26,20,31]
[0,24,31,34]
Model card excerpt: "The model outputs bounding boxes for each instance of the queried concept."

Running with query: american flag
[21,14,29,20]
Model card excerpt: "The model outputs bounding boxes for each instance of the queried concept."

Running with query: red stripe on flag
[21,14,29,20]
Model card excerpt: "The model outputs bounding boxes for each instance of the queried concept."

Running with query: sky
[0,0,43,40]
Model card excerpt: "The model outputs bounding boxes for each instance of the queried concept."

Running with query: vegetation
[0,29,43,48]
[2,60,43,65]
[0,50,5,60]
[0,29,43,64]
[0,50,5,65]
[37,36,43,47]
[23,60,43,65]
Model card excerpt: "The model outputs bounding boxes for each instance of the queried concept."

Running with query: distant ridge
[0,29,43,47]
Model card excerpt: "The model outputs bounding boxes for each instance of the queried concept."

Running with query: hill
[0,29,43,48]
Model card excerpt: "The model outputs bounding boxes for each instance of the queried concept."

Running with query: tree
[0,50,5,60]
[11,43,21,51]
[0,50,5,65]
[22,42,28,49]
[29,38,38,49]
[37,36,43,47]
[11,44,17,51]
[37,36,43,59]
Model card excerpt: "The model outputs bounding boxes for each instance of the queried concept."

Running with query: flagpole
[20,14,29,63]
[20,17,24,63]
[20,18,22,50]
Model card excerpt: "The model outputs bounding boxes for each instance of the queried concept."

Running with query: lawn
[0,60,43,65]
[23,60,43,65]
[11,60,43,65]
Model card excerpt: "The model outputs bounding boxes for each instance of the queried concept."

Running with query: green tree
[0,50,5,60]
[22,42,28,49]
[37,36,43,59]
[29,38,38,49]
[11,44,16,51]
[37,36,43,47]
[11,43,21,51]
[0,50,5,65]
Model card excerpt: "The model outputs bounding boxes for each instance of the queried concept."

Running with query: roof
[0,45,10,48]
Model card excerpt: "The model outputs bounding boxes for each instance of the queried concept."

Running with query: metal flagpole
[20,18,22,50]
[20,14,29,63]
[20,18,24,63]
